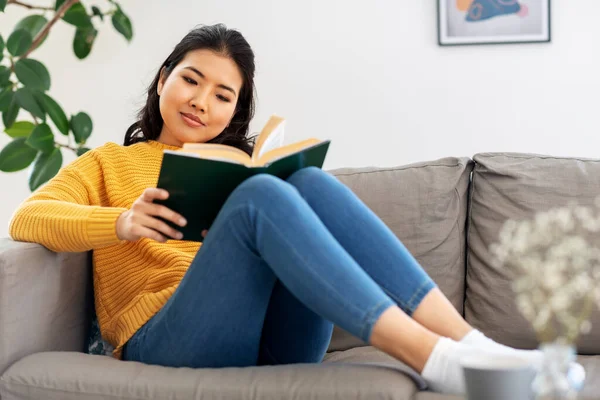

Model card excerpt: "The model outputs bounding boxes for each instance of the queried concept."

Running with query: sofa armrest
[0,238,92,376]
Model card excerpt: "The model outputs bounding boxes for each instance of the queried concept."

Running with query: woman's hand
[116,188,187,243]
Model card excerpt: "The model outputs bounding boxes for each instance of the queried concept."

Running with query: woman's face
[157,49,243,147]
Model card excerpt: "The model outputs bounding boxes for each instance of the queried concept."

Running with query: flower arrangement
[490,200,600,344]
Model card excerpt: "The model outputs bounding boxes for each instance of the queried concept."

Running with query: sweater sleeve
[9,149,128,252]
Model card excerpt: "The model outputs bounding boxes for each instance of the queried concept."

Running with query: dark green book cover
[154,140,330,242]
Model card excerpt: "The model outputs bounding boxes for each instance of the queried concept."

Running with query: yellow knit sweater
[9,140,200,359]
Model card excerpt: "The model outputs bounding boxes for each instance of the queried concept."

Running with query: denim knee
[287,167,333,194]
[233,174,298,206]
[288,166,323,183]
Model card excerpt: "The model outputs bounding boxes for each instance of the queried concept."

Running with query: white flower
[490,201,600,342]
[571,274,592,293]
[581,320,592,335]
[516,295,536,320]
[533,307,551,330]
[556,207,575,231]
[542,272,563,291]
[550,291,572,312]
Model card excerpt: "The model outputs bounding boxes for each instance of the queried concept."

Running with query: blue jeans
[123,167,435,367]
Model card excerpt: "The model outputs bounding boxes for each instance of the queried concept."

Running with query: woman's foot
[460,329,543,367]
[421,337,478,394]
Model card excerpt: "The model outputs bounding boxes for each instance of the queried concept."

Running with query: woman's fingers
[138,190,187,227]
[131,224,168,243]
[139,214,184,240]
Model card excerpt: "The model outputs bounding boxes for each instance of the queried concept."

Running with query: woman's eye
[217,94,231,102]
[183,76,197,85]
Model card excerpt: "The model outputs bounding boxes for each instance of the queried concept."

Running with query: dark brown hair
[123,24,256,155]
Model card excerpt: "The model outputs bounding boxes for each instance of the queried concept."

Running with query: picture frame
[437,0,551,46]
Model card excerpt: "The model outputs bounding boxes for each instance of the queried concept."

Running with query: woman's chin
[174,129,218,145]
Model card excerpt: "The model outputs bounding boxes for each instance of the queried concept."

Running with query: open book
[155,115,331,242]
[178,115,326,166]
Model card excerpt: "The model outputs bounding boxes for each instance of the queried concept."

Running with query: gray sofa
[1,152,599,400]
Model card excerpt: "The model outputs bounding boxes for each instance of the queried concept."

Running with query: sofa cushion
[0,349,420,400]
[412,393,463,400]
[328,157,473,351]
[0,240,92,376]
[465,153,600,354]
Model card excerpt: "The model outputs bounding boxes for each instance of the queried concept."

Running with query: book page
[253,115,286,160]
[256,138,322,166]
[178,145,252,166]
[256,121,285,160]
[182,143,250,158]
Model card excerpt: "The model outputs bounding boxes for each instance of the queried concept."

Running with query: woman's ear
[157,67,166,96]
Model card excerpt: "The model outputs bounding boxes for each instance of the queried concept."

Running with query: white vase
[532,342,581,400]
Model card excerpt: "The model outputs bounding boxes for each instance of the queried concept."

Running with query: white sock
[460,329,543,368]
[421,337,471,395]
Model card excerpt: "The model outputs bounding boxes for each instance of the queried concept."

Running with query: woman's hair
[123,24,256,155]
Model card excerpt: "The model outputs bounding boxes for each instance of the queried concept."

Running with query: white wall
[1,0,599,235]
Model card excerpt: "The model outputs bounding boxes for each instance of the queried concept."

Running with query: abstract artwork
[438,0,551,45]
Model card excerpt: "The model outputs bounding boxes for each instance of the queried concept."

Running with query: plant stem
[8,55,16,74]
[29,112,39,126]
[56,142,78,152]
[7,0,54,11]
[20,0,80,59]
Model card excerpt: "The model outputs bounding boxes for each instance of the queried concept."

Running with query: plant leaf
[29,147,62,190]
[70,112,92,144]
[62,2,93,28]
[0,88,14,112]
[111,7,133,41]
[73,26,97,59]
[26,123,55,152]
[76,146,91,156]
[15,87,45,121]
[0,66,10,87]
[15,15,47,37]
[14,15,48,51]
[35,92,69,135]
[14,58,51,91]
[4,121,35,138]
[0,137,38,172]
[7,29,33,57]
[0,0,7,12]
[91,6,103,21]
[0,34,4,63]
[2,95,19,127]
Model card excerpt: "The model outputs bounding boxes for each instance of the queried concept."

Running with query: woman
[9,23,541,395]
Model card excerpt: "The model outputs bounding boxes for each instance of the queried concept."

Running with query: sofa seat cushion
[328,157,473,351]
[0,347,422,400]
[465,153,600,354]
[412,393,463,400]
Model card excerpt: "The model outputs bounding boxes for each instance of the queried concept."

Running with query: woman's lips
[181,113,205,128]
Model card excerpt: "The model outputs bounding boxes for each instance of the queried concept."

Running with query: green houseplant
[0,0,133,190]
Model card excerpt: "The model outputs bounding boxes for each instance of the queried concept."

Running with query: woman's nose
[190,91,208,113]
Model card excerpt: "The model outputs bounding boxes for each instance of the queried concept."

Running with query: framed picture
[438,0,551,46]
